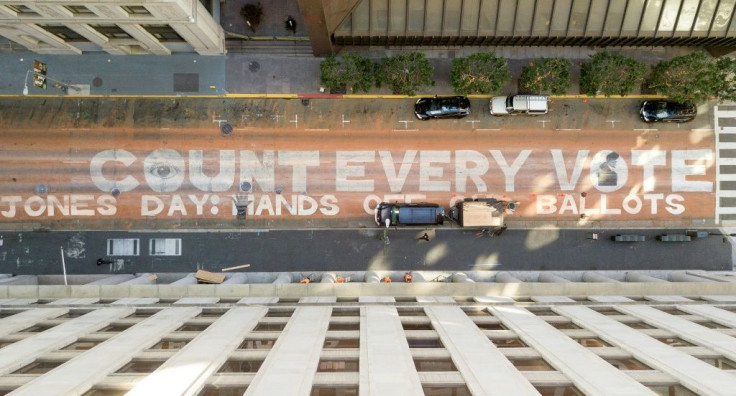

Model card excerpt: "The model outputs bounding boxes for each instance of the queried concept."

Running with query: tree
[450,53,511,95]
[375,52,434,95]
[716,57,736,103]
[580,52,648,97]
[519,58,572,95]
[319,54,374,93]
[648,51,721,104]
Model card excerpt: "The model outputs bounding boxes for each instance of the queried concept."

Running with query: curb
[0,93,671,100]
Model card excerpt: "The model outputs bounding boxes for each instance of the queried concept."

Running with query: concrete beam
[85,275,136,285]
[450,273,474,283]
[223,273,248,284]
[625,272,667,283]
[273,273,292,284]
[0,307,68,338]
[538,273,571,283]
[582,272,620,282]
[495,272,522,283]
[119,273,157,285]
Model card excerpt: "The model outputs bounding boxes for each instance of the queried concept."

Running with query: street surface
[0,229,730,275]
[0,97,720,230]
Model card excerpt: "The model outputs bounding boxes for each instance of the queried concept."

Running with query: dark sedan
[415,96,471,120]
[640,100,696,123]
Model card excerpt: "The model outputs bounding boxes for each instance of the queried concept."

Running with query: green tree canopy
[450,53,511,95]
[648,51,721,105]
[319,54,374,93]
[716,57,736,103]
[580,52,648,97]
[375,52,435,95]
[519,58,572,95]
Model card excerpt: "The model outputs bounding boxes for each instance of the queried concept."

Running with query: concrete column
[364,271,381,283]
[451,273,475,283]
[85,275,136,285]
[495,272,522,283]
[223,273,248,284]
[410,272,426,282]
[625,272,667,283]
[538,273,571,283]
[320,272,337,283]
[668,271,714,282]
[119,273,157,285]
[272,273,292,284]
[171,274,197,285]
[14,308,200,395]
[582,272,620,283]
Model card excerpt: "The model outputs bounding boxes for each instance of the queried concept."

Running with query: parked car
[490,95,549,115]
[414,96,470,120]
[374,202,444,226]
[639,100,696,123]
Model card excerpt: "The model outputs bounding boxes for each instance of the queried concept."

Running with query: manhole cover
[111,188,121,197]
[301,99,310,106]
[221,123,233,136]
[240,181,252,192]
[36,184,47,194]
[249,61,260,72]
[92,77,103,87]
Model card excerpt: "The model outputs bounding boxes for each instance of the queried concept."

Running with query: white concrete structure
[0,0,225,55]
[0,273,733,394]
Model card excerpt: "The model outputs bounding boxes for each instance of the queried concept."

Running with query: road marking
[466,119,480,128]
[305,129,329,132]
[555,128,581,131]
[606,120,619,128]
[538,119,550,128]
[691,128,714,132]
[342,114,350,128]
[289,114,298,128]
[397,120,414,129]
[391,129,418,132]
[475,128,500,131]
[634,128,658,131]
[61,160,87,164]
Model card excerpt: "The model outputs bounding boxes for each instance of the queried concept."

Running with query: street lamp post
[22,69,80,95]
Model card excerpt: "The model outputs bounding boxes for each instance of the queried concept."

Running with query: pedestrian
[419,233,430,241]
[285,16,297,34]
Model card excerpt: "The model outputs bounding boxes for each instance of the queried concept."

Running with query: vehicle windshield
[429,98,460,113]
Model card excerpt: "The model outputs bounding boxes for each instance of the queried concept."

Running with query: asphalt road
[0,228,730,275]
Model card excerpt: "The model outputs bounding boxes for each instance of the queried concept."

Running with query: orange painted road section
[0,125,715,229]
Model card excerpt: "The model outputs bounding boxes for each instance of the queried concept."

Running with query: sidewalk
[0,0,697,97]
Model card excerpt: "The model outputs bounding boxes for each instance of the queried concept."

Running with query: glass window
[253,322,286,332]
[317,360,359,372]
[407,338,443,348]
[266,309,294,318]
[65,5,95,15]
[91,25,133,39]
[62,341,100,350]
[142,25,184,42]
[116,360,165,373]
[217,360,264,372]
[402,322,433,331]
[694,0,718,32]
[510,358,554,371]
[239,339,275,349]
[604,0,627,34]
[328,322,359,331]
[622,0,646,34]
[149,340,189,350]
[657,0,681,33]
[122,5,150,15]
[676,0,700,32]
[176,324,210,332]
[476,322,506,330]
[12,361,62,374]
[605,358,651,370]
[414,358,457,371]
[323,339,359,348]
[711,1,735,32]
[6,5,40,16]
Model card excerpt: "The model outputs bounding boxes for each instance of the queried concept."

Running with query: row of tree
[320,51,736,104]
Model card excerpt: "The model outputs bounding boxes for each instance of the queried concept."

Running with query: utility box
[449,199,517,228]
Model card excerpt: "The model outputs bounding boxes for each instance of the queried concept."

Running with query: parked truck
[448,198,518,227]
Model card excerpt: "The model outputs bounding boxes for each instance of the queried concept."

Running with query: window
[323,339,358,348]
[149,238,181,256]
[239,339,275,349]
[62,341,100,350]
[317,360,358,372]
[149,340,189,350]
[40,25,88,41]
[265,309,294,318]
[122,5,150,15]
[197,310,225,318]
[116,360,165,373]
[535,386,584,396]
[605,358,651,370]
[58,310,93,318]
[461,309,489,316]
[476,322,506,330]
[198,386,248,396]
[397,308,426,316]
[65,5,95,15]
[331,309,359,317]
[107,238,139,255]
[491,338,526,348]
[98,324,133,333]
[702,357,736,370]
[656,337,694,347]
[142,25,185,42]
[407,338,443,348]
[625,322,656,329]
[402,322,433,331]
[176,324,210,332]
[550,322,582,330]
[20,324,55,333]
[5,5,39,16]
[217,360,263,373]
[510,358,554,371]
[253,323,286,332]
[13,361,62,374]
[414,359,457,371]
[577,338,610,347]
[422,385,471,396]
[328,322,359,331]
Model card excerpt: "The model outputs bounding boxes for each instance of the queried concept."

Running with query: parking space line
[391,129,418,132]
[475,129,500,131]
[555,128,581,131]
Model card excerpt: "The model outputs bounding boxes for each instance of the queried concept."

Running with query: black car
[414,96,470,120]
[640,100,696,123]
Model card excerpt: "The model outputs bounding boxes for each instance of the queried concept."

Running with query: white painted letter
[455,150,489,193]
[419,151,451,191]
[632,150,666,192]
[336,151,375,192]
[551,149,588,190]
[490,150,532,192]
[671,150,713,192]
[279,151,319,192]
[189,150,235,192]
[90,149,139,192]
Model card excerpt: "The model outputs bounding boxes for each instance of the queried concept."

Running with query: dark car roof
[643,100,695,114]
[416,96,470,115]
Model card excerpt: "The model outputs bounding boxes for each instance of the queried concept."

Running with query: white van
[490,95,549,115]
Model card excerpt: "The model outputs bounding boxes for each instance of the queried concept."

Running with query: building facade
[0,0,224,55]
[0,271,735,395]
